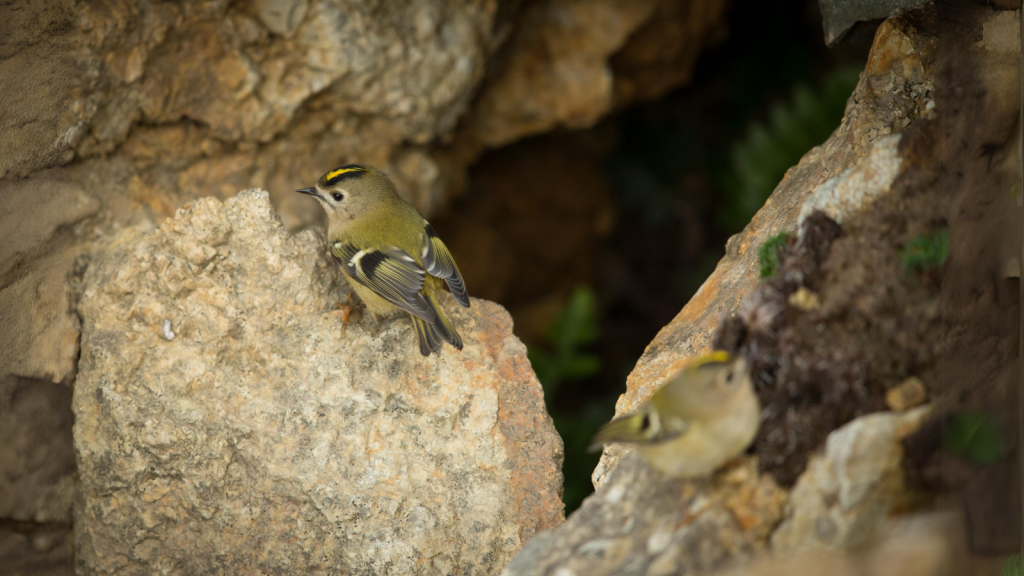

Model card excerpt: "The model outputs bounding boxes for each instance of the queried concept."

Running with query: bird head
[296,164,399,227]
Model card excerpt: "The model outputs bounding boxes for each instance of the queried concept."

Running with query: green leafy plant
[528,286,603,402]
[527,285,609,513]
[943,412,1001,464]
[1002,554,1021,576]
[758,232,793,279]
[719,65,862,232]
[898,228,950,274]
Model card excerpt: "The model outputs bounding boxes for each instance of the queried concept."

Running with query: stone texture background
[73,189,563,574]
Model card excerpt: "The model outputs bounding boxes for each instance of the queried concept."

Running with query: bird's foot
[328,294,364,335]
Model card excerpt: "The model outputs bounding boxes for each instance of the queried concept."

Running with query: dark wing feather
[331,243,436,322]
[420,223,470,307]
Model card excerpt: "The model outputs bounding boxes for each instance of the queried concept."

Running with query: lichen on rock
[73,189,563,574]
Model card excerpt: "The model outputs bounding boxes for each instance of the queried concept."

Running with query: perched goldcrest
[589,351,760,478]
[297,164,470,356]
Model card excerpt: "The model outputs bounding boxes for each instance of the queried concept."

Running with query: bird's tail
[412,293,463,356]
[588,413,644,452]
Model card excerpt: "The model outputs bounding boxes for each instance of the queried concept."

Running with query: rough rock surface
[73,190,563,575]
[501,456,786,576]
[1,0,729,233]
[0,377,76,524]
[462,0,729,150]
[0,175,98,384]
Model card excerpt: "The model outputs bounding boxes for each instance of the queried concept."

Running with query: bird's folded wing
[420,223,470,307]
[331,243,436,322]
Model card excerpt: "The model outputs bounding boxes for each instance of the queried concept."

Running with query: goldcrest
[589,351,760,478]
[297,164,470,356]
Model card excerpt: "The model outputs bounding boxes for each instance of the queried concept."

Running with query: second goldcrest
[297,164,470,357]
[589,351,760,478]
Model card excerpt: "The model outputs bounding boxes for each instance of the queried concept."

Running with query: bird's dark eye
[332,192,344,202]
[640,414,650,430]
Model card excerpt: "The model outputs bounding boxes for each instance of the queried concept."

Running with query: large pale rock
[73,190,563,575]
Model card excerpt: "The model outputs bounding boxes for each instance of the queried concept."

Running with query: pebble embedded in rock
[885,377,928,412]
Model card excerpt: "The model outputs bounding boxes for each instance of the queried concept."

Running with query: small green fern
[527,285,607,513]
[719,65,862,232]
[527,286,602,402]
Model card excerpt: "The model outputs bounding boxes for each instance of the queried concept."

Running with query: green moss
[898,228,950,274]
[758,232,793,279]
[943,412,1001,464]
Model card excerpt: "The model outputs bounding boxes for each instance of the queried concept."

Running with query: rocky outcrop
[73,190,563,575]
[0,0,730,551]
[461,0,728,150]
[505,5,1019,574]
[1,0,729,232]
[503,407,948,576]
[593,11,937,491]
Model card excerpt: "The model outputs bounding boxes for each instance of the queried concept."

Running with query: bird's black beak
[296,187,319,197]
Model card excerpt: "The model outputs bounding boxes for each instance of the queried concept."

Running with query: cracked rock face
[73,189,563,575]
[1,0,729,231]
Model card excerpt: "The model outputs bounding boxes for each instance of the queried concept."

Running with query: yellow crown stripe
[324,167,365,181]
[688,350,733,370]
